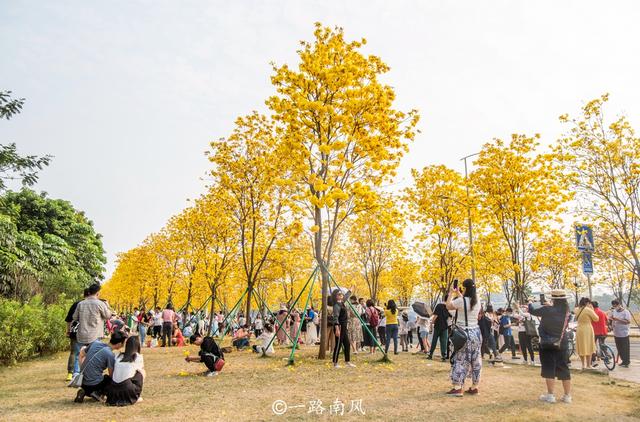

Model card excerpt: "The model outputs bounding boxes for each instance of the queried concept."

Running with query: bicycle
[567,328,616,370]
[594,338,616,371]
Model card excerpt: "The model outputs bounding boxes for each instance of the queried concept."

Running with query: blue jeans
[139,324,146,346]
[72,341,85,375]
[385,324,399,354]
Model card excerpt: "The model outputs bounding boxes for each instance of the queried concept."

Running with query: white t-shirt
[416,315,430,331]
[451,297,480,329]
[153,312,163,326]
[254,319,263,330]
[112,354,144,384]
[257,332,275,354]
[611,308,632,337]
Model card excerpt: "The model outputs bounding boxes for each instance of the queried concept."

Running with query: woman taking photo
[445,279,482,397]
[384,300,399,355]
[528,290,572,404]
[105,336,145,406]
[574,297,599,370]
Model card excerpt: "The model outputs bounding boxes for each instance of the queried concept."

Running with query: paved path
[499,337,640,384]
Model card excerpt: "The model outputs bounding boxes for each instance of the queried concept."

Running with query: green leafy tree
[0,90,51,191]
[0,189,106,302]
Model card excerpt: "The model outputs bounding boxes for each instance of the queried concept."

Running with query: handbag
[523,317,538,337]
[67,343,106,388]
[450,297,469,352]
[214,356,225,372]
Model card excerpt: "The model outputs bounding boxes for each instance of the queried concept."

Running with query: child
[186,333,224,377]
[399,311,409,352]
[415,314,431,354]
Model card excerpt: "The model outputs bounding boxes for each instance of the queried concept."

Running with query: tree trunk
[318,264,329,359]
[245,282,254,326]
[316,205,328,360]
[208,286,216,334]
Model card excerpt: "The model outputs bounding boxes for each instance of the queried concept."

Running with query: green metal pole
[262,267,318,355]
[183,296,212,331]
[212,288,248,339]
[253,288,295,345]
[287,272,317,365]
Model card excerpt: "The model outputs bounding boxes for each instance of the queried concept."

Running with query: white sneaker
[333,363,341,369]
[206,371,219,377]
[560,395,572,404]
[346,362,356,368]
[539,394,556,403]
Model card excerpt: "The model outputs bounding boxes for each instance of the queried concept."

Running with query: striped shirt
[72,296,111,344]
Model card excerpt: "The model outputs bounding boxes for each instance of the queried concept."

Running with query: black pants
[377,326,387,346]
[615,336,630,365]
[332,323,350,363]
[82,375,111,397]
[499,334,517,356]
[592,335,606,362]
[153,325,161,338]
[407,329,413,345]
[202,354,220,372]
[162,322,173,347]
[429,327,448,359]
[518,332,535,362]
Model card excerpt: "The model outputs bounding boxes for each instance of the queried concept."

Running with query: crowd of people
[65,279,634,406]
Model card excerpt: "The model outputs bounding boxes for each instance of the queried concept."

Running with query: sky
[1,1,640,277]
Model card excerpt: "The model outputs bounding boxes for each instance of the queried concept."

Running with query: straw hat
[550,289,568,300]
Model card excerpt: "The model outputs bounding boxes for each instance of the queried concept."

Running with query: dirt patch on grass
[1,343,639,421]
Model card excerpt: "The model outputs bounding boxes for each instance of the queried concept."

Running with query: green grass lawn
[1,342,639,421]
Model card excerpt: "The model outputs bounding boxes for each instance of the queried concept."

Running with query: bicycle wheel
[601,344,616,371]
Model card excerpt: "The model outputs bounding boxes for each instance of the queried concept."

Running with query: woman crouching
[105,336,145,406]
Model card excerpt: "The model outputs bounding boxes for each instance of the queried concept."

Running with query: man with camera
[609,299,631,368]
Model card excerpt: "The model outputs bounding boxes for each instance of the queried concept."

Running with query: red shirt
[592,307,608,336]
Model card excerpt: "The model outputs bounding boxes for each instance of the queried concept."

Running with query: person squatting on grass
[445,279,482,397]
[74,331,127,403]
[186,333,225,377]
[105,335,145,406]
[528,289,572,404]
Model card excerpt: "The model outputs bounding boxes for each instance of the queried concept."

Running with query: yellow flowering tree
[472,134,570,303]
[208,113,297,320]
[267,24,419,358]
[404,165,470,297]
[348,196,403,303]
[557,94,640,302]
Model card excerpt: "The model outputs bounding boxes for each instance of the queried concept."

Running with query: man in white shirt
[609,299,632,367]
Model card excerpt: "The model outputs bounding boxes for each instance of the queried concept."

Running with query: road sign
[582,252,594,275]
[575,224,594,252]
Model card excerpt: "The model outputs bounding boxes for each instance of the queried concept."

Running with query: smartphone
[453,279,459,290]
[539,293,545,303]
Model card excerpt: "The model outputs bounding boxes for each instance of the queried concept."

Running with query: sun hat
[550,289,568,300]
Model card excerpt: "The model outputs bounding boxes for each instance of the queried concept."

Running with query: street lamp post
[461,153,480,284]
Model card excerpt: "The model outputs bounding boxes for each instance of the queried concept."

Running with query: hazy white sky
[1,1,640,276]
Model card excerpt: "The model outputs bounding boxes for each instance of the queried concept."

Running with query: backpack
[368,307,380,327]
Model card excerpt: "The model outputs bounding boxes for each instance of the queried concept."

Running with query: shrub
[0,297,70,365]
